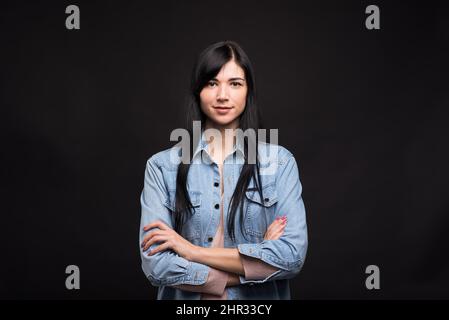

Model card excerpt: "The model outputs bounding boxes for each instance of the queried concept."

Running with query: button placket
[206,163,221,245]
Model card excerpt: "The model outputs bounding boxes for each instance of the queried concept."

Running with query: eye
[230,82,243,87]
[207,81,217,87]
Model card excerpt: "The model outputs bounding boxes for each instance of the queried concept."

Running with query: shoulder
[257,141,296,166]
[256,142,301,180]
[146,145,181,171]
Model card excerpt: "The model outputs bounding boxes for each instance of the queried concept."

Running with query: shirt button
[264,198,270,202]
[215,204,219,209]
[208,237,213,242]
[214,182,219,187]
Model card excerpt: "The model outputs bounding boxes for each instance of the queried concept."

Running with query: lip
[213,106,233,115]
[213,106,232,109]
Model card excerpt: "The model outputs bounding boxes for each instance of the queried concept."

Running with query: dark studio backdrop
[1,0,448,300]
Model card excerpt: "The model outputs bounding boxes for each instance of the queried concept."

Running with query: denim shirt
[139,132,308,300]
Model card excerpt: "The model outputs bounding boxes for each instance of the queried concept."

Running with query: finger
[273,226,286,238]
[148,242,171,256]
[272,232,283,240]
[265,225,277,237]
[265,223,275,237]
[265,216,287,238]
[271,216,283,224]
[269,233,280,240]
[267,218,282,233]
[270,220,285,233]
[280,223,286,230]
[273,216,285,225]
[265,230,279,240]
[141,230,163,247]
[266,222,287,240]
[143,220,169,232]
[274,216,284,223]
[143,220,170,232]
[143,235,168,251]
[143,220,170,231]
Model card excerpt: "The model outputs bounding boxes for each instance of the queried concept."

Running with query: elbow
[141,258,164,287]
[277,238,308,278]
[140,251,174,287]
[285,257,305,279]
[140,250,191,287]
[275,255,305,281]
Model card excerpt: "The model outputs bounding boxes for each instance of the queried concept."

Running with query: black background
[1,0,448,299]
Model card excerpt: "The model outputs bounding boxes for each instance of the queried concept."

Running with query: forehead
[215,60,245,80]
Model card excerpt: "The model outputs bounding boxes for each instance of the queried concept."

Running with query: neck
[204,119,238,162]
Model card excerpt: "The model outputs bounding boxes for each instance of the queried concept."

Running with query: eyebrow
[211,77,246,82]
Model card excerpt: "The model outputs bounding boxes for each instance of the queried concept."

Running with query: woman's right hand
[264,215,287,240]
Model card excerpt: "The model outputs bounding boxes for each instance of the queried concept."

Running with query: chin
[209,116,238,127]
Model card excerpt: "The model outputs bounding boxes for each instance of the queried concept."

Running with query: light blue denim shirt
[139,131,308,299]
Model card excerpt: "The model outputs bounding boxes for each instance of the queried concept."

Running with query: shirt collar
[192,129,245,163]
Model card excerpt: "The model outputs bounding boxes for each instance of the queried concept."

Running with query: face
[199,59,248,130]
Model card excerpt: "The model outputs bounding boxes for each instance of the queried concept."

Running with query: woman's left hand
[141,220,198,260]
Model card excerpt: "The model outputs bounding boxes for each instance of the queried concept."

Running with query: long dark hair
[174,40,265,241]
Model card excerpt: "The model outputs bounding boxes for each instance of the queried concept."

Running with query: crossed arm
[141,216,287,286]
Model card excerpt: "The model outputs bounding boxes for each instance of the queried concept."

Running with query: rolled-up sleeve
[238,154,308,284]
[139,157,212,287]
[174,267,229,295]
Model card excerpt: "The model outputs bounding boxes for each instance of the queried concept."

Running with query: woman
[139,41,308,299]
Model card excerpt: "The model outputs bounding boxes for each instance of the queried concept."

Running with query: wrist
[188,244,202,262]
[226,273,241,287]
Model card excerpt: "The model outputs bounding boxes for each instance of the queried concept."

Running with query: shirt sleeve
[173,267,228,295]
[139,157,213,287]
[238,153,308,284]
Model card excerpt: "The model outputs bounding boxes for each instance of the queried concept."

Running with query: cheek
[200,90,214,107]
[233,89,248,109]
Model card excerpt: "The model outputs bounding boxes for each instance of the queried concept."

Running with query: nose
[216,84,229,102]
